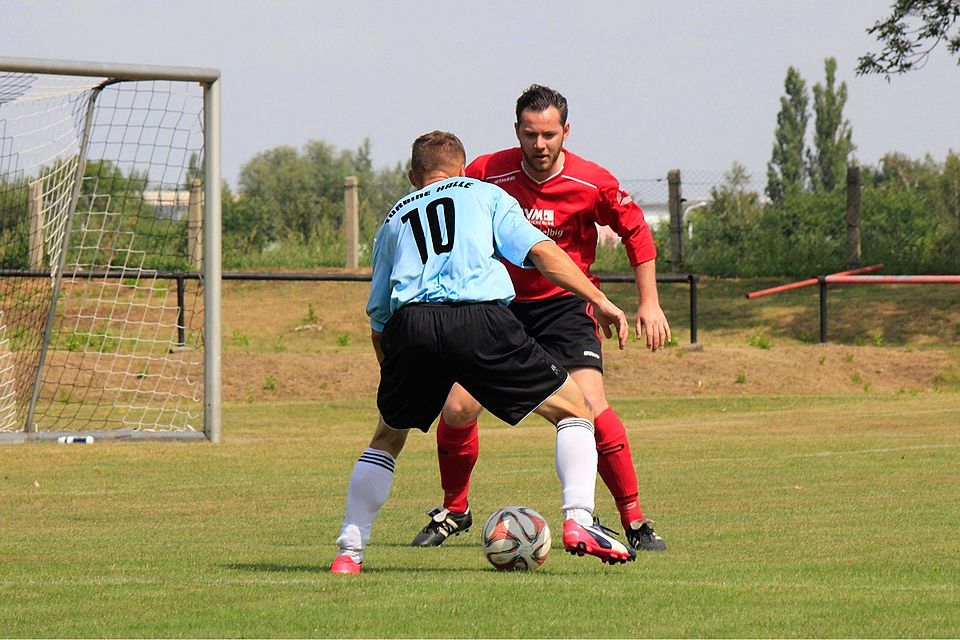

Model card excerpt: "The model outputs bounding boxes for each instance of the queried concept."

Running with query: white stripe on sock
[338,448,396,552]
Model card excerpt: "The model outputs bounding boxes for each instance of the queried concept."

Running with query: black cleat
[626,519,667,551]
[411,507,473,547]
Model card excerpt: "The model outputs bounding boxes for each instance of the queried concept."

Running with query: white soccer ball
[481,506,551,571]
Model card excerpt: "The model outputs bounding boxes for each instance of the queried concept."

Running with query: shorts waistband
[405,301,500,308]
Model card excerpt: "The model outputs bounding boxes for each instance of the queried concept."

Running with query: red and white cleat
[330,553,362,575]
[562,519,636,565]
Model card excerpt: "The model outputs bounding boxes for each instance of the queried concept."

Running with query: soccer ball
[481,506,551,571]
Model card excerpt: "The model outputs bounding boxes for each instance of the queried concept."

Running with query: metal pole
[746,264,884,299]
[688,274,698,345]
[176,276,186,347]
[818,276,828,344]
[0,56,219,83]
[202,78,222,444]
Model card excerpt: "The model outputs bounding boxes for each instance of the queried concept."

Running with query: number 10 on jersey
[401,196,456,264]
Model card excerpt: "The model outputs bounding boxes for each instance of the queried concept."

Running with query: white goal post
[0,57,221,443]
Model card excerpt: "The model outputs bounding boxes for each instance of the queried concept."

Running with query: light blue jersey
[367,176,550,331]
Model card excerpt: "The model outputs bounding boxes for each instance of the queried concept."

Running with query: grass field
[2,393,959,637]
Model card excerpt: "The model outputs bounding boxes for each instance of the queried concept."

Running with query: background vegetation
[681,151,960,277]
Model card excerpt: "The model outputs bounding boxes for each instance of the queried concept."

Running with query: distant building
[596,199,711,245]
[596,201,670,245]
[142,189,192,221]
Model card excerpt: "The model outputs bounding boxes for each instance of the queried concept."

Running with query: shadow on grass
[226,562,325,573]
[225,561,489,574]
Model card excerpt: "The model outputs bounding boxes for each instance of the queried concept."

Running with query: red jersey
[466,148,656,301]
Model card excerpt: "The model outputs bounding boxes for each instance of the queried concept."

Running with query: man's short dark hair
[411,131,466,176]
[515,84,568,125]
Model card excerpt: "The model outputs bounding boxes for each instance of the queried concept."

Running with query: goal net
[0,58,221,442]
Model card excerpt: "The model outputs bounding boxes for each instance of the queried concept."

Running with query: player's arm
[491,185,626,348]
[371,330,385,364]
[527,240,628,350]
[597,179,671,351]
[634,259,671,352]
[366,227,393,363]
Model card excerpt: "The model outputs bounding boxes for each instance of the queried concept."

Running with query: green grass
[1,394,959,637]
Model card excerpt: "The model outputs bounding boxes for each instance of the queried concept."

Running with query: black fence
[1,270,700,346]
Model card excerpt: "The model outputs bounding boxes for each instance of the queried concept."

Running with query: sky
[2,0,958,191]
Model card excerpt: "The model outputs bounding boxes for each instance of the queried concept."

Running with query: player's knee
[441,398,482,426]
[535,391,592,424]
[567,402,593,422]
[369,419,408,457]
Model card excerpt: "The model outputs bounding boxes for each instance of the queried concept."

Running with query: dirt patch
[218,277,960,402]
[222,343,957,402]
[602,343,955,398]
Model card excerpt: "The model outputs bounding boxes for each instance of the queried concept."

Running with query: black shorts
[377,303,568,432]
[509,295,604,371]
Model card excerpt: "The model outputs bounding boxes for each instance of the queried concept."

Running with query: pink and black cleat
[562,519,636,565]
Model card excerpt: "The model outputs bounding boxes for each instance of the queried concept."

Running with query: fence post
[688,274,699,346]
[28,180,44,270]
[176,275,186,348]
[188,178,203,272]
[667,169,684,271]
[818,276,829,344]
[846,164,861,269]
[344,176,359,269]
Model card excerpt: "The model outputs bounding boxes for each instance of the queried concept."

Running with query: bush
[684,152,960,277]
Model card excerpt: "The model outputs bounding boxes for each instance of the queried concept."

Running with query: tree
[857,0,960,78]
[686,162,765,276]
[766,67,809,202]
[808,58,855,192]
[238,146,317,244]
[234,138,411,255]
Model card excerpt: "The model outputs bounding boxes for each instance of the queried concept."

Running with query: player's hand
[636,301,671,352]
[593,297,629,350]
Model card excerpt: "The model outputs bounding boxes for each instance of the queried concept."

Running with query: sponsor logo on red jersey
[523,208,555,226]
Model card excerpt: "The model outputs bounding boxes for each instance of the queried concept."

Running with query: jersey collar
[520,154,565,185]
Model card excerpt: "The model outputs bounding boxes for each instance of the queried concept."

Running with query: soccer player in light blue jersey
[331,131,637,574]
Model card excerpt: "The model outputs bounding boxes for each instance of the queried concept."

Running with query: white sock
[336,448,396,560]
[555,417,597,526]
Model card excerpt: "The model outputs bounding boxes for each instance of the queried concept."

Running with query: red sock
[436,416,479,513]
[594,407,644,528]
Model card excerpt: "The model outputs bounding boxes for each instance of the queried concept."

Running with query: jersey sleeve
[596,178,657,265]
[366,225,395,332]
[490,186,550,268]
[465,154,491,180]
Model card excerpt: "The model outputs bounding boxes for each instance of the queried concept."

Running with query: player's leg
[569,367,666,551]
[532,377,635,565]
[513,297,664,551]
[331,417,409,574]
[569,368,642,524]
[333,304,451,573]
[410,384,482,547]
[438,387,483,514]
[453,305,634,565]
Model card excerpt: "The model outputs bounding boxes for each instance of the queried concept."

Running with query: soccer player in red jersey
[411,85,671,551]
